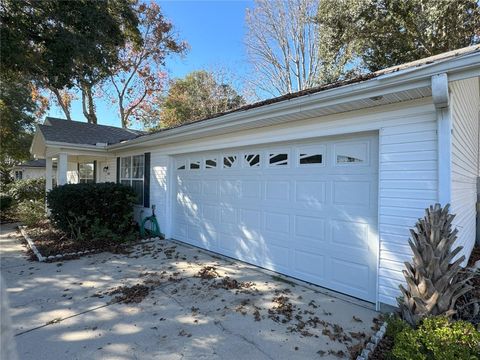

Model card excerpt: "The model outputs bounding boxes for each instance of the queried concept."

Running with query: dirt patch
[107,284,151,304]
[196,266,221,279]
[24,221,136,260]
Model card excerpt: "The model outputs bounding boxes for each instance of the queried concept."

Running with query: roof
[15,159,46,168]
[147,45,479,135]
[38,117,144,145]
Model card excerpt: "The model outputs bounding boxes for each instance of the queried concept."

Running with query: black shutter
[116,157,120,184]
[93,160,97,183]
[143,152,151,208]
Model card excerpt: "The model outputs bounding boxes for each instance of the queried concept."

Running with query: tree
[316,0,480,73]
[158,70,246,129]
[1,0,142,123]
[0,71,38,186]
[106,2,186,128]
[245,0,326,97]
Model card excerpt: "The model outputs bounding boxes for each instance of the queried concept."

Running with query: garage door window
[120,155,144,205]
[176,159,186,170]
[244,154,260,167]
[335,143,368,164]
[223,155,237,168]
[205,158,217,169]
[190,159,201,170]
[298,147,325,166]
[269,153,288,166]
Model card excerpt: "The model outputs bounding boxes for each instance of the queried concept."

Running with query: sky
[46,0,254,128]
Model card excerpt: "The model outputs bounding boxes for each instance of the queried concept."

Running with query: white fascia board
[45,141,108,151]
[108,52,479,151]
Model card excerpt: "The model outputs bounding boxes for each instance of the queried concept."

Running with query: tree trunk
[50,87,72,120]
[80,82,97,124]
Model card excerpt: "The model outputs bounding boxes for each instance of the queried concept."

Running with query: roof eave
[108,51,479,151]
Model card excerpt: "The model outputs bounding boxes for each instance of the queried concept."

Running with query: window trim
[223,154,238,169]
[267,150,290,168]
[119,155,145,205]
[78,162,95,183]
[333,141,370,167]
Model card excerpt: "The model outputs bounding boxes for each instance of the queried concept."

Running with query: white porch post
[45,157,53,192]
[57,152,68,185]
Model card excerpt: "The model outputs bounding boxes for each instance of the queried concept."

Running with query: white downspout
[432,73,451,205]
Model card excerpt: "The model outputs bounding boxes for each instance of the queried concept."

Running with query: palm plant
[398,203,472,327]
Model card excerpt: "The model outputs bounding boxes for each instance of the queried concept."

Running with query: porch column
[57,152,68,186]
[45,156,53,192]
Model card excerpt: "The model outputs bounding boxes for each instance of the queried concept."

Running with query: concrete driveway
[1,223,380,360]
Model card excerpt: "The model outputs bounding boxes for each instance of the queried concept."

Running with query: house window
[269,153,288,166]
[120,155,144,205]
[15,170,23,180]
[79,162,94,183]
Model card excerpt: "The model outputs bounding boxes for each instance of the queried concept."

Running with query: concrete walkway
[0,223,380,360]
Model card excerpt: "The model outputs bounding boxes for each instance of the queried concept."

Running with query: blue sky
[46,0,254,128]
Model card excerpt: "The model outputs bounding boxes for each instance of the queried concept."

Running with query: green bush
[8,178,45,202]
[392,316,480,360]
[0,194,14,214]
[47,182,137,242]
[16,200,46,227]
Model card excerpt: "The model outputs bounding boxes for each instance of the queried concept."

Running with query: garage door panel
[293,250,326,280]
[265,181,290,201]
[174,133,378,302]
[294,215,326,242]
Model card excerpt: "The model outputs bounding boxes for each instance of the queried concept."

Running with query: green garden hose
[140,205,162,238]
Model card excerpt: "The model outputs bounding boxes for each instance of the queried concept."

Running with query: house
[12,159,49,180]
[30,46,480,310]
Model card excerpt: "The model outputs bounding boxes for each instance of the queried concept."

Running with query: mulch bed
[368,335,394,360]
[25,220,136,259]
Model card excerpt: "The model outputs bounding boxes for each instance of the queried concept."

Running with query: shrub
[398,203,471,327]
[47,182,137,242]
[8,178,46,202]
[0,194,14,214]
[16,200,46,227]
[392,316,480,360]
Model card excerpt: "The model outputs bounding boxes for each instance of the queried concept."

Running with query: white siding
[450,77,480,264]
[143,99,438,306]
[378,120,438,305]
[98,158,116,183]
[149,153,170,236]
[66,162,78,183]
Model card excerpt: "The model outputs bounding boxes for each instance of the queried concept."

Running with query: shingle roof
[39,117,144,145]
[147,45,480,135]
[16,159,46,168]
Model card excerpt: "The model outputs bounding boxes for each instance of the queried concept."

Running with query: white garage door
[173,133,378,302]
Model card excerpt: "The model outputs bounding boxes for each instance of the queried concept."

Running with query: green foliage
[16,200,45,227]
[0,194,14,214]
[316,0,480,73]
[1,0,141,90]
[47,183,137,242]
[392,316,480,360]
[158,70,246,129]
[385,314,410,339]
[7,178,46,203]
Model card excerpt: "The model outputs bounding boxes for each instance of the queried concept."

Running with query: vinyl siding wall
[450,77,480,264]
[147,99,438,306]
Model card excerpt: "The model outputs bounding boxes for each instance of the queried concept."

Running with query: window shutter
[116,157,120,184]
[143,152,151,208]
[93,160,97,183]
